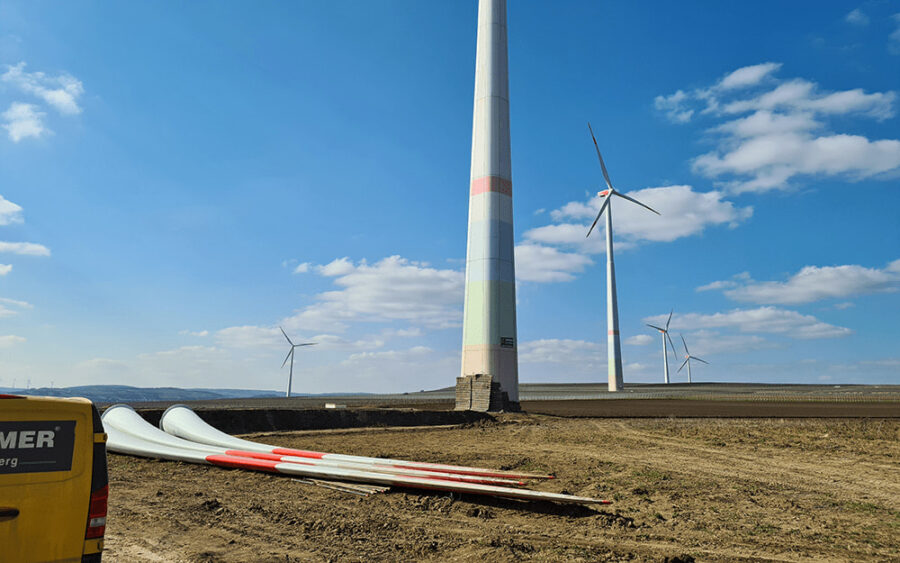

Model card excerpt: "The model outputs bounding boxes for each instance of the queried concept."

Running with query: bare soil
[104,415,900,562]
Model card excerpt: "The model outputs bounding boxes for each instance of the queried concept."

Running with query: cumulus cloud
[891,14,900,55]
[0,335,26,348]
[646,307,851,340]
[655,62,900,192]
[2,102,46,142]
[0,196,23,225]
[700,260,900,304]
[515,243,593,282]
[533,185,752,246]
[0,264,10,276]
[282,255,464,332]
[624,334,653,346]
[654,89,694,123]
[2,62,84,115]
[0,242,51,256]
[293,262,311,274]
[518,339,603,364]
[845,9,869,26]
[179,329,209,337]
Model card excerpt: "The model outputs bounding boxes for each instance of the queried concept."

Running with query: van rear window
[0,420,76,474]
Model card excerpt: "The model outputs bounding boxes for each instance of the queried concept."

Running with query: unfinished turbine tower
[458,0,519,410]
[586,124,660,392]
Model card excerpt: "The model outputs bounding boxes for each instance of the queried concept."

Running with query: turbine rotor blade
[666,309,673,330]
[678,357,689,373]
[280,326,294,346]
[588,122,614,192]
[646,324,665,332]
[296,343,317,347]
[585,195,610,238]
[680,333,689,355]
[612,191,660,216]
[666,332,678,359]
[281,348,294,368]
[694,357,709,365]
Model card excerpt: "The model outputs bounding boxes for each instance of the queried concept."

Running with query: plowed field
[105,415,900,562]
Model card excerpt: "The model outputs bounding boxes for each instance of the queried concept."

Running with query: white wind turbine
[586,123,660,392]
[678,333,708,384]
[280,327,316,398]
[646,310,678,384]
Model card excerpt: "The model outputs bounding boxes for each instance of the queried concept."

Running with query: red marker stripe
[225,450,313,465]
[470,176,512,197]
[206,455,280,472]
[272,447,326,459]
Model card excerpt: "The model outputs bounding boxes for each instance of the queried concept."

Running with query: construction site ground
[104,412,899,562]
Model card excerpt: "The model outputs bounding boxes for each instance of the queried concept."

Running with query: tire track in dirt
[598,421,900,509]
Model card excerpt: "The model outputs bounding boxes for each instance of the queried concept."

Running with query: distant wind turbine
[678,334,708,384]
[280,327,316,398]
[586,123,660,392]
[647,310,678,384]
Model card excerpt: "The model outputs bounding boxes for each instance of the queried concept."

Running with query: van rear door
[0,395,95,563]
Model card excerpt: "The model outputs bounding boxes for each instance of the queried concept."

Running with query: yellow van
[0,395,108,563]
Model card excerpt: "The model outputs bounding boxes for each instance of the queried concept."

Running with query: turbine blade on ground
[588,122,614,192]
[280,326,294,346]
[613,191,660,215]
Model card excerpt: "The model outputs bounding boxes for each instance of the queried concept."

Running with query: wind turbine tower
[647,310,677,384]
[280,327,316,398]
[586,124,660,392]
[461,0,519,405]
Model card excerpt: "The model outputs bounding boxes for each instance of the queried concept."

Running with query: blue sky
[1,1,898,392]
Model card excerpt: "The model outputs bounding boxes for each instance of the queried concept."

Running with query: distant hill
[0,385,281,404]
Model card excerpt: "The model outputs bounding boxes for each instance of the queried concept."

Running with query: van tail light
[85,484,108,539]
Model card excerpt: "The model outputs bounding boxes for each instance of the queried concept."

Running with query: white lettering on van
[18,430,35,448]
[0,430,56,449]
[36,430,54,448]
[0,457,18,468]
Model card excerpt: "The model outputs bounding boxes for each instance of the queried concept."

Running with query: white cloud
[890,14,900,55]
[282,255,464,332]
[646,307,851,340]
[2,62,84,115]
[0,196,23,225]
[677,330,774,356]
[701,260,900,304]
[216,325,284,350]
[518,339,603,364]
[2,102,46,142]
[293,262,311,274]
[0,335,25,348]
[717,62,782,91]
[515,243,593,282]
[656,63,900,192]
[624,334,653,346]
[654,89,694,123]
[0,241,51,256]
[179,329,209,337]
[0,264,10,276]
[845,9,869,26]
[0,298,32,318]
[538,185,752,245]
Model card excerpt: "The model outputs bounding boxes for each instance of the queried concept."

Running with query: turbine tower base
[454,374,520,412]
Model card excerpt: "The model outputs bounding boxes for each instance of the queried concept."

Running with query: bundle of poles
[101,404,610,506]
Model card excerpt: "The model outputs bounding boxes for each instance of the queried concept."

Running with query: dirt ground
[104,415,899,562]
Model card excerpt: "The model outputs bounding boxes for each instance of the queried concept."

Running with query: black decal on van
[0,420,76,474]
